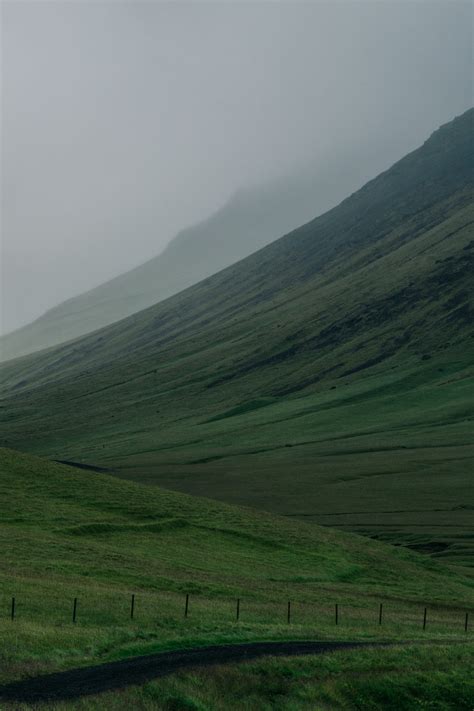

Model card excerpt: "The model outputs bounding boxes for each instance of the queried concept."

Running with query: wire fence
[1,589,470,635]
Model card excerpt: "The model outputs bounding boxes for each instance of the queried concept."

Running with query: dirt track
[0,640,391,703]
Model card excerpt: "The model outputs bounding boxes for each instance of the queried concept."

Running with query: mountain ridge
[2,109,474,376]
[1,108,473,565]
[0,149,378,362]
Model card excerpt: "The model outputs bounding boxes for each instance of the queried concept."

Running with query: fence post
[72,597,78,624]
[335,603,338,625]
[11,597,15,621]
[465,612,469,633]
[236,598,240,622]
[423,607,427,631]
[184,593,189,618]
[379,603,383,625]
[130,594,135,620]
[287,601,291,624]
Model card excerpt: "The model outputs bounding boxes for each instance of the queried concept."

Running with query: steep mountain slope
[0,153,373,361]
[1,447,472,686]
[1,109,473,563]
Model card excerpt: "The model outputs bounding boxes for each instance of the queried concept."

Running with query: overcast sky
[1,0,472,335]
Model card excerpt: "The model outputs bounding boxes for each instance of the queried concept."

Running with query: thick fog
[1,0,472,334]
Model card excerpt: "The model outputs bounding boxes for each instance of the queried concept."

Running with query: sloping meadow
[0,449,472,686]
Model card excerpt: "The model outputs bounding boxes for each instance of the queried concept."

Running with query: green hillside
[0,153,371,362]
[0,109,473,565]
[0,447,472,689]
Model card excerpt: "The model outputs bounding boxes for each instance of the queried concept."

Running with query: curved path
[0,640,392,703]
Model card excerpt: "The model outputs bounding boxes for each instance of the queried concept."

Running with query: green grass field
[1,447,472,700]
[5,644,470,711]
[107,350,473,567]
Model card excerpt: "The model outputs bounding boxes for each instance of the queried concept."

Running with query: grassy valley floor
[0,448,472,709]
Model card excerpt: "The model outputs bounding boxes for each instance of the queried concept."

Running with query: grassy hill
[0,109,473,565]
[0,447,472,692]
[0,153,372,362]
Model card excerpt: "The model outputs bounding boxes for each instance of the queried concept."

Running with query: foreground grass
[0,448,472,689]
[3,644,473,710]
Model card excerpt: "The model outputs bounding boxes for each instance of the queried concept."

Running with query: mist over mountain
[3,0,471,339]
[0,150,378,361]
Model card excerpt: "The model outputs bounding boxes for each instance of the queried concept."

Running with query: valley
[1,110,473,567]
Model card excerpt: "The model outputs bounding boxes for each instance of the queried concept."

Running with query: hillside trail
[0,640,394,703]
